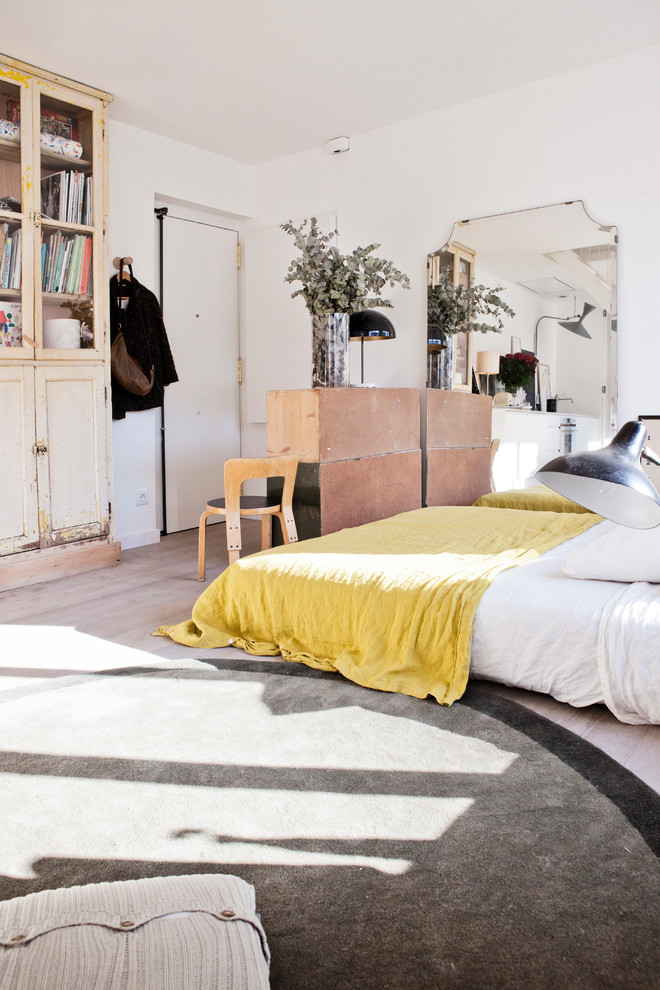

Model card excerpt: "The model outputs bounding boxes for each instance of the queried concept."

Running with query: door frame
[154,202,242,534]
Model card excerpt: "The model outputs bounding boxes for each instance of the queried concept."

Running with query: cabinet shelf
[0,136,91,171]
[40,218,94,234]
[40,149,92,172]
[42,291,91,303]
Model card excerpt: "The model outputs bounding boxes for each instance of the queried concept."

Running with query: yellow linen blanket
[474,485,594,513]
[156,505,600,705]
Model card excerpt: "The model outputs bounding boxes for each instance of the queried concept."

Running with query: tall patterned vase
[311,313,350,388]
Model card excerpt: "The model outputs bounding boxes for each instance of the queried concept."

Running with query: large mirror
[427,201,618,447]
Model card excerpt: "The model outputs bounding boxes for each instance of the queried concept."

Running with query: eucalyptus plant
[282,217,410,315]
[427,268,515,337]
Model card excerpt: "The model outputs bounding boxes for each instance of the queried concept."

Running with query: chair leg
[276,510,298,545]
[225,509,242,564]
[198,510,213,582]
[261,513,272,551]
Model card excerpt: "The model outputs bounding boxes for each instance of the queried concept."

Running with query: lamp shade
[536,421,660,528]
[476,350,500,375]
[349,310,396,340]
[557,302,596,338]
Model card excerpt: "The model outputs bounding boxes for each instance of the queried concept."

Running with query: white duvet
[471,521,660,725]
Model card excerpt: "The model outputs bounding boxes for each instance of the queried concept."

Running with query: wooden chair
[198,454,299,580]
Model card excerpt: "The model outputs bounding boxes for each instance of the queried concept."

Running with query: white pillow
[562,522,660,583]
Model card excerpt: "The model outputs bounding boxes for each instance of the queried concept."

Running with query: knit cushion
[0,874,270,989]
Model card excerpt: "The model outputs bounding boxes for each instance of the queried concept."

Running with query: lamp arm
[642,445,660,467]
[533,313,574,355]
[534,315,554,355]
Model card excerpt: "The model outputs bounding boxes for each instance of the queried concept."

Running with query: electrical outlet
[135,489,148,506]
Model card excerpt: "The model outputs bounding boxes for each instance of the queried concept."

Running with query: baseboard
[0,539,122,591]
[117,529,162,551]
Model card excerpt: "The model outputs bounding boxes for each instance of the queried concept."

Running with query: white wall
[109,43,660,548]
[108,121,253,548]
[247,44,660,435]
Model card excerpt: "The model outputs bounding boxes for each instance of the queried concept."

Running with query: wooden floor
[2,520,659,794]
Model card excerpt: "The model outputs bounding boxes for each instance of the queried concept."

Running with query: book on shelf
[1,233,11,288]
[40,171,93,225]
[8,228,21,289]
[0,223,21,290]
[41,231,92,295]
[41,172,65,221]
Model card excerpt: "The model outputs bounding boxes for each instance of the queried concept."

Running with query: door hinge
[237,358,243,385]
[104,386,108,403]
[108,501,112,517]
[236,242,241,269]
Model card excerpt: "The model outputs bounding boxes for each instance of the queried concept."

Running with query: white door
[161,217,240,533]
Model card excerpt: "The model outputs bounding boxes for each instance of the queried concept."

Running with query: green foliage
[282,217,410,316]
[427,268,515,337]
[498,351,539,392]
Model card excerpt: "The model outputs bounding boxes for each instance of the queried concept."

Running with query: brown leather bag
[111,331,155,395]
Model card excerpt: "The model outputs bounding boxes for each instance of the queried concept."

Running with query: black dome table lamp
[349,310,396,385]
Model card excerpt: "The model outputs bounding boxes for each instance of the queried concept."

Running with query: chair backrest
[223,455,299,507]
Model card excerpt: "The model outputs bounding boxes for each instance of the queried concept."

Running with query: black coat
[109,274,178,420]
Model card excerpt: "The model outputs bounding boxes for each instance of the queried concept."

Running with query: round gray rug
[0,657,658,989]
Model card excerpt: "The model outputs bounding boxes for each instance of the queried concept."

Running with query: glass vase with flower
[497,351,539,405]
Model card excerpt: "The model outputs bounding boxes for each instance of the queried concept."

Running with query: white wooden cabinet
[1,363,109,554]
[0,54,118,588]
[491,409,600,490]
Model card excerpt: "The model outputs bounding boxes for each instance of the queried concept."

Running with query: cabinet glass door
[36,84,99,356]
[0,74,31,357]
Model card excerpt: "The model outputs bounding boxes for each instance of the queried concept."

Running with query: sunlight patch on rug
[1,772,473,879]
[0,676,519,773]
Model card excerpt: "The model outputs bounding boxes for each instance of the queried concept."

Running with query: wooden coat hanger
[112,256,134,278]
[113,256,134,303]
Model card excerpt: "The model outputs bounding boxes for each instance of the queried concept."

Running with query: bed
[157,500,660,726]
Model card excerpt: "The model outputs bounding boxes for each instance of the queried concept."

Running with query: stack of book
[41,171,93,225]
[41,232,92,295]
[0,223,21,290]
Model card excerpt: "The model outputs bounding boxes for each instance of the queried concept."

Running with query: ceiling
[450,201,617,305]
[5,0,660,165]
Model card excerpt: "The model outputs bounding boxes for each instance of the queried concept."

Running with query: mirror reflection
[427,201,618,451]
